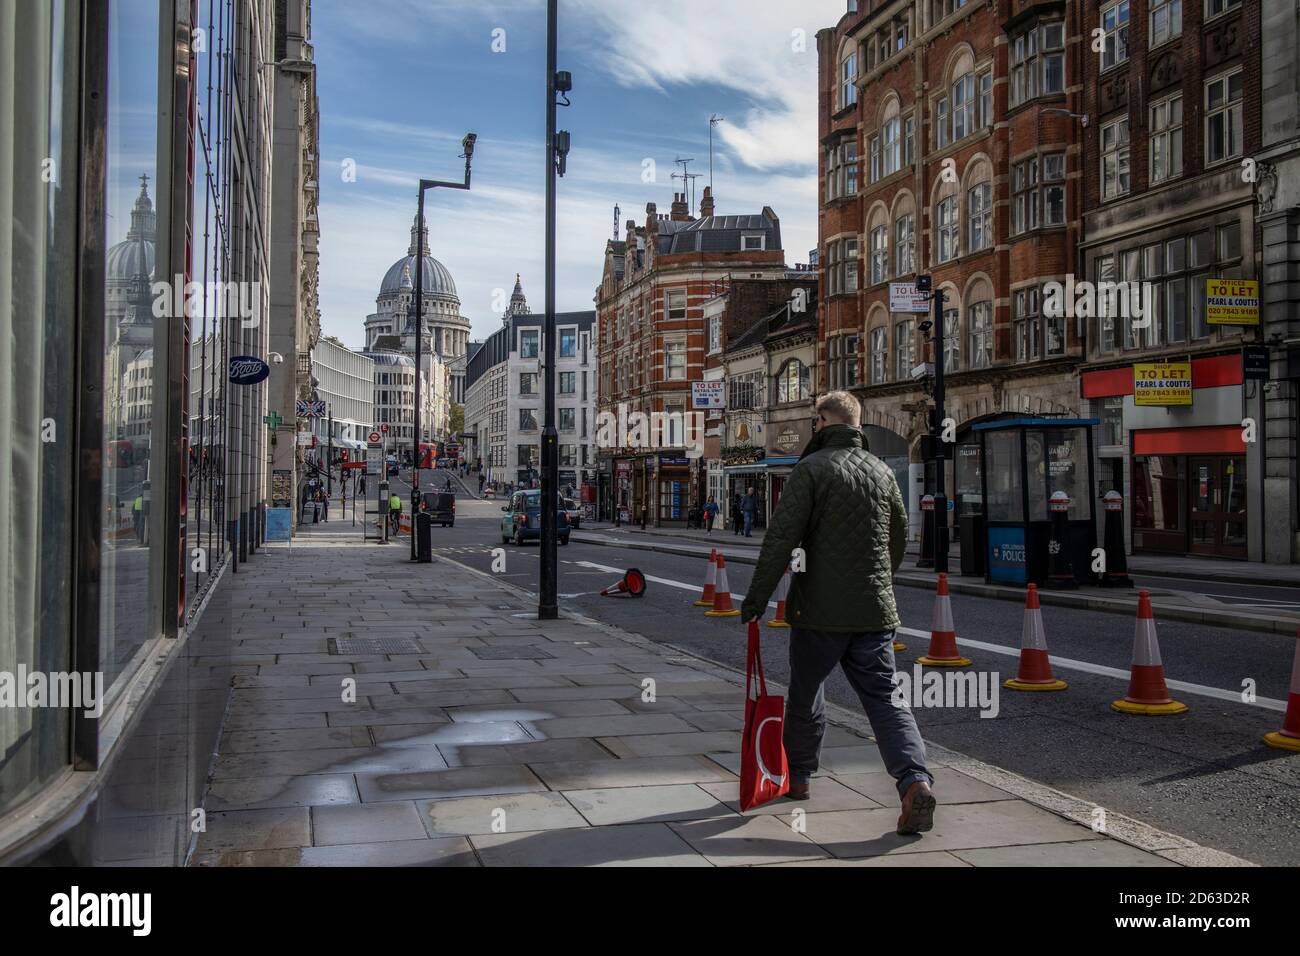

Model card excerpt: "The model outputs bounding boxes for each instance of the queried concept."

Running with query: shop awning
[723,463,768,474]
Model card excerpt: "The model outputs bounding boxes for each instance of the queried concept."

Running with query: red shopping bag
[739,620,790,811]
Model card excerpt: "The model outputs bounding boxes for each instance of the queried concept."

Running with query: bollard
[916,494,935,569]
[1044,490,1076,590]
[1100,490,1133,587]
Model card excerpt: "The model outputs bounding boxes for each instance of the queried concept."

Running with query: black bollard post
[916,494,935,569]
[1100,490,1134,587]
[1045,491,1077,589]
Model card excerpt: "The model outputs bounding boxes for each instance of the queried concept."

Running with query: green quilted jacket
[740,424,908,632]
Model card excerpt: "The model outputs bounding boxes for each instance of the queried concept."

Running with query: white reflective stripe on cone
[931,595,954,633]
[1022,608,1048,651]
[1132,617,1162,667]
[704,560,717,586]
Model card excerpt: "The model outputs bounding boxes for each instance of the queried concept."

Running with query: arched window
[934,176,959,264]
[869,323,888,384]
[941,290,960,372]
[840,42,858,109]
[776,359,811,404]
[868,205,889,285]
[894,320,915,380]
[965,159,993,253]
[893,193,916,276]
[966,278,994,369]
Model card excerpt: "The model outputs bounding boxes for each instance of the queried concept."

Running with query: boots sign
[229,356,270,385]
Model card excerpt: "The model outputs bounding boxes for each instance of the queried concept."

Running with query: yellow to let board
[1133,362,1193,406]
[1206,278,1259,326]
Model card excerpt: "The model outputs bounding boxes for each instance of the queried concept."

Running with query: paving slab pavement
[190,532,1253,867]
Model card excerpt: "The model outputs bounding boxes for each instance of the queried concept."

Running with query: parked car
[562,497,582,529]
[420,490,456,527]
[500,490,570,546]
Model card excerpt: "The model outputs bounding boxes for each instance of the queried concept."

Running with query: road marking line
[574,561,1286,712]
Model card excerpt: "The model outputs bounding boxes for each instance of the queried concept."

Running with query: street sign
[1243,345,1269,381]
[380,423,390,434]
[367,430,382,446]
[691,381,725,409]
[296,432,314,445]
[1206,278,1259,326]
[296,399,327,418]
[890,282,931,313]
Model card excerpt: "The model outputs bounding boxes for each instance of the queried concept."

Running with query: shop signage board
[988,526,1027,584]
[1133,361,1193,407]
[1243,345,1269,381]
[296,399,327,417]
[1206,278,1259,326]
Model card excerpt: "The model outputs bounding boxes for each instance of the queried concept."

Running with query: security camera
[269,352,285,365]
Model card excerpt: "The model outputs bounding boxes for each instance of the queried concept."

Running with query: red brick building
[817,0,1087,528]
[594,189,790,524]
[1076,0,1264,561]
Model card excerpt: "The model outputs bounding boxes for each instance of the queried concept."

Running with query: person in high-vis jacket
[388,492,401,534]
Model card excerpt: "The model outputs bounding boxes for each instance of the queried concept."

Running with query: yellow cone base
[692,600,713,606]
[1005,677,1068,692]
[1111,698,1188,715]
[916,655,972,667]
[766,620,790,628]
[893,642,907,652]
[1263,731,1300,752]
[704,609,741,618]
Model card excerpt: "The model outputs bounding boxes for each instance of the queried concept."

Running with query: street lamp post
[410,133,477,561]
[540,0,572,619]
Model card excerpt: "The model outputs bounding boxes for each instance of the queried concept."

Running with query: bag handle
[746,620,768,701]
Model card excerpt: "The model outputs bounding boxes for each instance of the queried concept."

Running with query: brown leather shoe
[897,780,936,835]
[787,780,811,801]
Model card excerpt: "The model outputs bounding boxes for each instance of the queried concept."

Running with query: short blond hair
[816,390,862,428]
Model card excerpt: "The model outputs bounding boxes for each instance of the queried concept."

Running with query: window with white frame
[871,224,889,284]
[967,180,992,253]
[936,95,950,149]
[1013,287,1041,361]
[826,139,859,199]
[1205,70,1243,165]
[1042,153,1065,225]
[559,407,575,431]
[951,72,975,141]
[1150,0,1181,45]
[840,47,858,109]
[1095,255,1116,353]
[827,237,859,295]
[1206,0,1241,16]
[1150,94,1183,183]
[979,70,993,127]
[775,360,811,404]
[1010,21,1065,107]
[882,114,901,177]
[942,307,960,372]
[904,116,915,166]
[666,290,687,320]
[520,329,539,358]
[728,370,762,410]
[1101,117,1130,200]
[742,234,765,251]
[870,327,888,383]
[967,300,993,369]
[895,213,915,275]
[894,320,914,380]
[1101,1,1130,71]
[708,313,721,354]
[664,335,687,380]
[936,196,959,263]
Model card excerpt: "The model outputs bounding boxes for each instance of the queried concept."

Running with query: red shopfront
[1083,353,1250,560]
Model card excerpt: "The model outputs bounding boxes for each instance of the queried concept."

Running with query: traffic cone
[693,550,718,607]
[600,568,647,598]
[893,640,907,652]
[703,555,741,617]
[1112,591,1187,715]
[766,566,791,627]
[1263,628,1300,752]
[1004,584,1067,691]
[916,573,971,666]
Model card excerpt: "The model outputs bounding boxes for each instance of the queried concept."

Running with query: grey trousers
[785,626,933,799]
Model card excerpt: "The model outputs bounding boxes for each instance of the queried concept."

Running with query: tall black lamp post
[539,0,572,619]
[410,133,476,561]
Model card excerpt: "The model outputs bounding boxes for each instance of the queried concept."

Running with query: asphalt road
[375,495,1298,865]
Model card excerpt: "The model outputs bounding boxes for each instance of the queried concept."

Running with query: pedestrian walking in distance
[740,390,935,835]
[321,490,330,522]
[741,485,757,537]
[703,494,719,533]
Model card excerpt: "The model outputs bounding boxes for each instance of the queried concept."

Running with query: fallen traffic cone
[917,573,971,666]
[1004,584,1067,691]
[600,567,647,598]
[766,565,791,628]
[1111,591,1187,715]
[703,555,741,617]
[694,550,718,607]
[1263,628,1300,752]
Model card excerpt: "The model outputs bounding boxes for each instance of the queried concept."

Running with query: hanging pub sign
[1206,278,1259,326]
[1133,361,1193,406]
[229,355,270,385]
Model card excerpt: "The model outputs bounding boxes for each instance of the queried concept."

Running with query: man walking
[741,486,757,537]
[739,391,935,835]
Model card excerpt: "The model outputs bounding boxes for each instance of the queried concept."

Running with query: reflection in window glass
[984,432,1023,521]
[102,2,162,692]
[0,0,77,814]
[1133,456,1185,532]
[1042,429,1087,519]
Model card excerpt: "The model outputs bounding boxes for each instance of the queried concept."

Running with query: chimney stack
[699,186,715,218]
[670,192,690,221]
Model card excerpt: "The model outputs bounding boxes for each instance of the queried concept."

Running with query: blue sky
[313,0,845,349]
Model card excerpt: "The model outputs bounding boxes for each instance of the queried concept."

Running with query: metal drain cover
[330,637,425,655]
[470,646,554,660]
